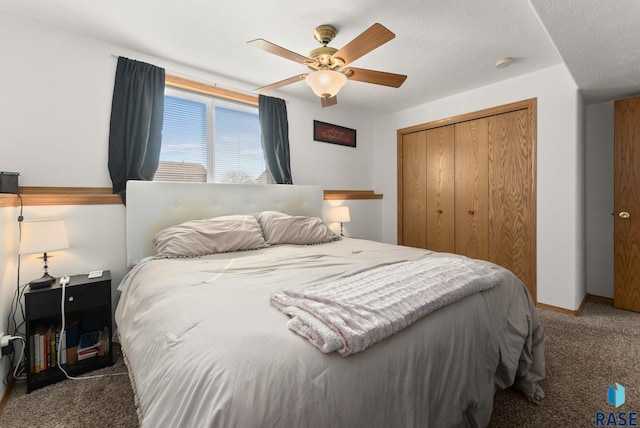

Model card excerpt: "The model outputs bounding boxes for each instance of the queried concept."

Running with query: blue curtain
[108,57,165,203]
[259,95,293,184]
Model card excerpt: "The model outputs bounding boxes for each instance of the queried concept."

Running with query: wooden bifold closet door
[454,118,489,260]
[397,99,536,301]
[425,126,455,253]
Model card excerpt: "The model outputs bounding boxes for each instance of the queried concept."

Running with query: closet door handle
[437,209,443,214]
[468,210,475,216]
[619,211,630,219]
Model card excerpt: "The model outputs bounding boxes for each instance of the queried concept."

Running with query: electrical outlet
[1,332,14,356]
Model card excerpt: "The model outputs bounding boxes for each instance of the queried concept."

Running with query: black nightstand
[24,271,114,393]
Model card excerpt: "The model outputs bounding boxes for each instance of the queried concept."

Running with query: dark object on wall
[313,121,356,147]
[0,171,19,194]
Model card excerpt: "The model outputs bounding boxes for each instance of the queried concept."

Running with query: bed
[115,181,545,427]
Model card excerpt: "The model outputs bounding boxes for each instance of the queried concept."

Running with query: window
[154,86,270,184]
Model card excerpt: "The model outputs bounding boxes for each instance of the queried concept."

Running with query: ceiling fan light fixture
[305,70,348,99]
[249,23,405,106]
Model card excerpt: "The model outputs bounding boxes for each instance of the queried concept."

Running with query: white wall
[323,199,382,242]
[585,101,614,298]
[372,64,586,310]
[0,14,381,390]
[16,204,128,303]
[0,13,375,190]
[576,93,587,307]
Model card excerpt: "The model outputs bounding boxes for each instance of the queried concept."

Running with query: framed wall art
[313,120,356,147]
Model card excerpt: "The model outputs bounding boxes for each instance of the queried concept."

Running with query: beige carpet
[1,300,638,427]
[0,345,137,428]
[489,299,640,427]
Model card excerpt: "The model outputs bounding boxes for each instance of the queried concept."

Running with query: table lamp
[328,206,350,236]
[19,218,69,289]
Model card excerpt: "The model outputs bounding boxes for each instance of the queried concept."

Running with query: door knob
[619,211,630,219]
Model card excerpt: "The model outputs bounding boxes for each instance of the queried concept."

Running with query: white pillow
[154,215,267,258]
[258,211,340,245]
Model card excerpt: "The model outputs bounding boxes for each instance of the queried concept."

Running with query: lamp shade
[19,219,69,255]
[305,70,348,99]
[328,206,351,223]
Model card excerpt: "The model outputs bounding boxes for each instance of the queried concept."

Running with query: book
[59,330,67,364]
[67,346,78,365]
[98,327,109,357]
[77,347,98,361]
[39,326,47,371]
[65,318,80,348]
[76,330,101,362]
[30,319,107,371]
[31,324,70,372]
[66,317,81,365]
[77,331,101,353]
[33,331,41,373]
[29,334,35,374]
[51,327,57,367]
[45,326,52,370]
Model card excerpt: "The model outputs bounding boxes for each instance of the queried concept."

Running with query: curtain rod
[109,53,259,98]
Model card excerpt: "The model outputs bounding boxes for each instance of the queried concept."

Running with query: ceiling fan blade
[346,67,407,88]
[247,39,312,65]
[321,96,337,107]
[332,23,395,66]
[254,74,308,94]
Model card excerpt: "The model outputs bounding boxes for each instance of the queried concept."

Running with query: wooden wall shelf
[0,187,382,207]
[0,187,121,207]
[323,190,383,200]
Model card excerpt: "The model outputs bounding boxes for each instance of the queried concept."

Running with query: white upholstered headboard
[126,181,323,266]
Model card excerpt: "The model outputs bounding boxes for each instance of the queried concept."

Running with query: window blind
[154,88,268,184]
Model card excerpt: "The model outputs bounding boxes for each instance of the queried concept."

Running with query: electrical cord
[2,336,27,382]
[56,278,127,380]
[3,194,26,387]
[4,192,125,384]
[3,283,29,387]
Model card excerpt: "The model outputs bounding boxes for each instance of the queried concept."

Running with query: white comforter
[115,238,545,428]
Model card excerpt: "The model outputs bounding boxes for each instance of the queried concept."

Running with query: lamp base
[29,274,54,290]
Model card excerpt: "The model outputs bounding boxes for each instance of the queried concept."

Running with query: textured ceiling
[529,0,640,102]
[1,0,637,116]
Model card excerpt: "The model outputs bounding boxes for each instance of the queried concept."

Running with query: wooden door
[425,126,455,253]
[400,131,428,249]
[614,96,640,312]
[487,110,535,294]
[455,118,489,259]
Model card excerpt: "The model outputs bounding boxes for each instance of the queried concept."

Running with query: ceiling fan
[248,23,407,107]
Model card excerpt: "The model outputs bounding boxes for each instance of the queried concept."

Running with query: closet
[398,99,536,300]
